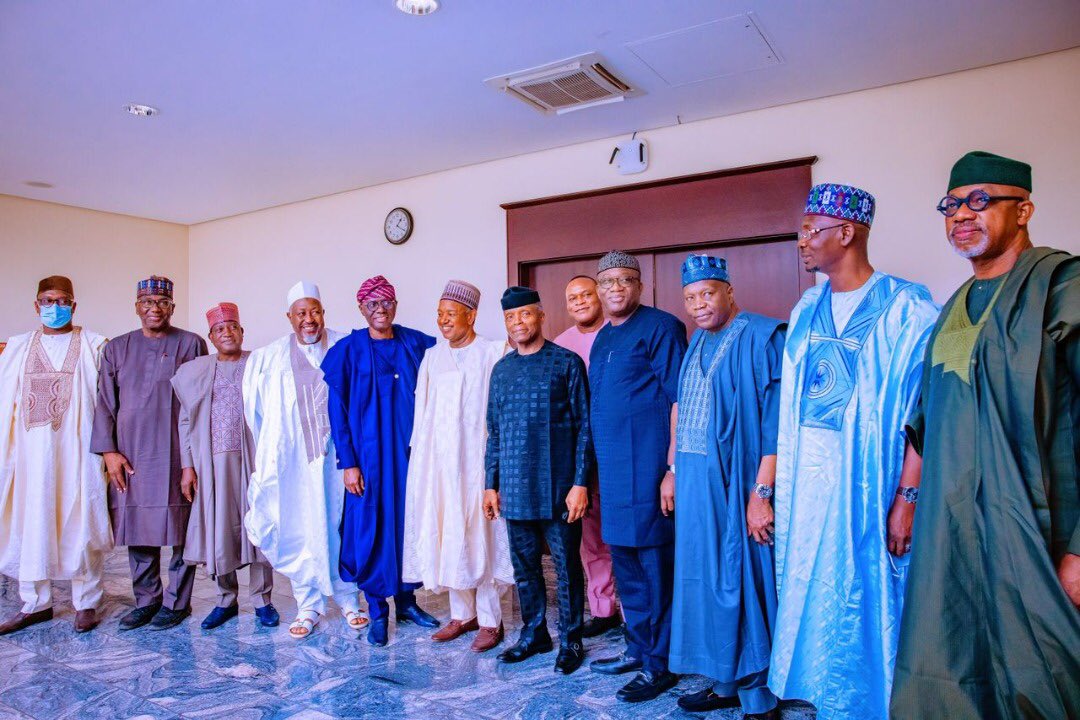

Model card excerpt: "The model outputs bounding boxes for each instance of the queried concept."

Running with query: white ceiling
[2,0,1078,224]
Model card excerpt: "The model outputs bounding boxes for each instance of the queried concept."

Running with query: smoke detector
[485,52,640,115]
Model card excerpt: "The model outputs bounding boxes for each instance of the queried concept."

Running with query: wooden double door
[526,235,804,340]
[502,157,817,341]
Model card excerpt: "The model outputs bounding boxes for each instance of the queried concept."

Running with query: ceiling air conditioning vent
[485,52,640,115]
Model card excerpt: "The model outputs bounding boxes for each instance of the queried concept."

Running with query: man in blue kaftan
[588,250,688,703]
[768,184,939,719]
[322,275,437,646]
[669,255,785,720]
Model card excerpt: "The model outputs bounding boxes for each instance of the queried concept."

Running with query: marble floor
[0,551,816,720]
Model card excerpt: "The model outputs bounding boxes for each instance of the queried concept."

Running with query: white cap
[286,280,321,311]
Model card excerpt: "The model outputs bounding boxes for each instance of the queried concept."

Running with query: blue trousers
[714,668,777,715]
[610,542,674,674]
[365,590,417,622]
[506,518,584,647]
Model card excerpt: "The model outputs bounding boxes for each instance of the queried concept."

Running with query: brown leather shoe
[74,609,99,633]
[471,624,504,653]
[431,617,478,642]
[0,608,53,636]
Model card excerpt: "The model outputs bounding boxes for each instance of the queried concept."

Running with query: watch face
[384,208,413,244]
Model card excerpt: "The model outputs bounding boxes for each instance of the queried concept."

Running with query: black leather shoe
[149,606,190,631]
[367,618,389,647]
[616,670,679,703]
[677,688,740,712]
[744,708,779,720]
[554,642,585,674]
[590,653,643,675]
[119,603,162,631]
[497,636,554,663]
[581,614,622,638]
[396,604,440,629]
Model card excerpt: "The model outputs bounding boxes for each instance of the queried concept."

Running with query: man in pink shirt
[553,275,621,638]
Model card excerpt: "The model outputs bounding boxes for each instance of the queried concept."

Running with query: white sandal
[289,612,320,639]
[344,610,370,630]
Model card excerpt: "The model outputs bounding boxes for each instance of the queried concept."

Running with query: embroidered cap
[441,280,480,310]
[137,275,174,299]
[206,302,240,330]
[598,250,640,274]
[805,183,876,227]
[681,254,729,287]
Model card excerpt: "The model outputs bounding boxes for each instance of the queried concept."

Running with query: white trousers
[292,579,361,617]
[19,550,105,613]
[448,580,507,628]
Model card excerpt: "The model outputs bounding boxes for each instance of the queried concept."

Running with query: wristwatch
[753,483,774,500]
[667,464,676,476]
[895,486,919,504]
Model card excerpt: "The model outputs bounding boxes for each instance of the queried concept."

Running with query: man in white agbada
[243,281,365,638]
[403,280,514,653]
[0,276,112,635]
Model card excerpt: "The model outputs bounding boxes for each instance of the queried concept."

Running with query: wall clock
[384,207,414,245]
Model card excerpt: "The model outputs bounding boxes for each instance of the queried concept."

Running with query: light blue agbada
[670,312,785,714]
[768,272,938,720]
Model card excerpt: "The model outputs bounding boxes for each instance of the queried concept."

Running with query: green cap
[948,151,1031,192]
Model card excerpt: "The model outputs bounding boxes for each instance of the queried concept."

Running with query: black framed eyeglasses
[936,189,1025,217]
[37,297,73,308]
[362,299,397,312]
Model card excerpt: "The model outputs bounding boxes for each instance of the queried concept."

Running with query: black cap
[500,286,541,311]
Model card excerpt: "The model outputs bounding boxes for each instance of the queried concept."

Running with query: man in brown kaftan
[91,275,207,630]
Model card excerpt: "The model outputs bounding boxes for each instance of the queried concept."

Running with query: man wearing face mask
[768,186,938,720]
[891,153,1079,719]
[91,275,208,630]
[588,250,687,703]
[668,256,786,720]
[402,281,514,652]
[0,276,112,635]
[243,281,364,639]
[322,275,437,646]
[553,276,620,638]
[484,286,591,674]
[171,303,277,631]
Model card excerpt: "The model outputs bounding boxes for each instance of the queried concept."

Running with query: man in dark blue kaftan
[587,251,688,703]
[322,275,437,646]
[668,255,786,720]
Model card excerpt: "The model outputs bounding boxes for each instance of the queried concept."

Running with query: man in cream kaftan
[243,282,361,635]
[402,281,514,652]
[0,276,112,634]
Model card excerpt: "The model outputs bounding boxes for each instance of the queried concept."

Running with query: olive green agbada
[891,247,1080,719]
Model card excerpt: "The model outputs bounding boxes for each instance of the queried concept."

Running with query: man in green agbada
[891,151,1079,719]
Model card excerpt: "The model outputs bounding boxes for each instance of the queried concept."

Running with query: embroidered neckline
[22,328,82,432]
[930,276,1007,384]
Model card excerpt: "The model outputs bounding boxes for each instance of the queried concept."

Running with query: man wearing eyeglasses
[768,186,939,720]
[0,276,112,635]
[587,250,688,702]
[322,275,438,646]
[91,275,207,630]
[891,152,1080,719]
[242,282,364,639]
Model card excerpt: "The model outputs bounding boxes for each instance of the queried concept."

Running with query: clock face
[384,207,413,245]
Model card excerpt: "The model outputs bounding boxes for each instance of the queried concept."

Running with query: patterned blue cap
[681,254,729,287]
[137,275,174,299]
[804,183,875,227]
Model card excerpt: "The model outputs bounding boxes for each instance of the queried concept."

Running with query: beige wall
[0,195,189,341]
[188,48,1080,347]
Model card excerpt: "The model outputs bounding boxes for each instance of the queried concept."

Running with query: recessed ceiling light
[395,0,438,16]
[24,180,54,189]
[124,103,159,117]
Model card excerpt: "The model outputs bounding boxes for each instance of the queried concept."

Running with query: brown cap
[37,275,74,297]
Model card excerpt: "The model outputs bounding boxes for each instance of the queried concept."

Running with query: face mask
[40,304,73,329]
